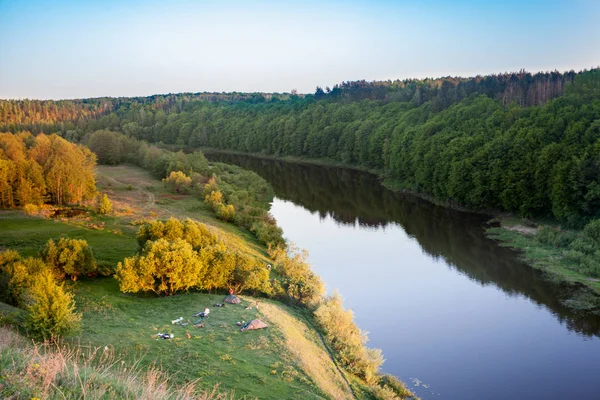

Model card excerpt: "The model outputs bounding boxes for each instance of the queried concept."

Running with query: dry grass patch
[259,302,354,400]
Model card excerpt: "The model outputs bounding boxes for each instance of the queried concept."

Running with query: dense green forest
[2,69,599,226]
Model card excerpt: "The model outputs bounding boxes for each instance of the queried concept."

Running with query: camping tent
[223,294,241,304]
[241,319,268,331]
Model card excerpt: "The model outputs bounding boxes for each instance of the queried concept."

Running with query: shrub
[0,253,48,307]
[23,269,81,340]
[216,203,236,222]
[314,291,383,383]
[23,203,39,215]
[162,170,192,194]
[270,246,324,307]
[251,220,285,247]
[42,238,97,280]
[115,238,203,296]
[204,190,224,209]
[97,194,113,215]
[376,374,414,399]
[583,219,600,244]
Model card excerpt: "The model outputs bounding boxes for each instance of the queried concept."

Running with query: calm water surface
[207,153,600,400]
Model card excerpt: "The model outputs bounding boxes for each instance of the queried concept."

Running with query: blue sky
[0,0,599,99]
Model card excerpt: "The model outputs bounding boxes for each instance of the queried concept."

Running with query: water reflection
[207,152,600,337]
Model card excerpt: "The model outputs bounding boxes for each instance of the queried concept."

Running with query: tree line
[3,69,599,226]
[0,132,96,207]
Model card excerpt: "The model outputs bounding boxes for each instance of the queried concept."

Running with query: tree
[163,170,192,193]
[314,291,383,383]
[24,269,81,340]
[97,194,113,215]
[42,238,97,280]
[115,238,203,296]
[270,245,324,306]
[87,130,123,164]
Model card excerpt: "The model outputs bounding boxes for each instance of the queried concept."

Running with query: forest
[1,69,599,227]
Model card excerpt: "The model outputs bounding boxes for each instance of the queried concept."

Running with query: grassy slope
[0,164,354,400]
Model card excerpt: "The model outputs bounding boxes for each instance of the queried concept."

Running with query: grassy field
[72,278,351,399]
[0,164,355,399]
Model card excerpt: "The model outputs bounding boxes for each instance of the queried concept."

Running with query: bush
[583,219,600,244]
[376,374,414,399]
[204,190,224,209]
[216,203,236,221]
[23,269,81,340]
[270,246,324,307]
[163,170,192,194]
[251,220,285,247]
[42,238,97,280]
[314,291,383,383]
[0,252,48,307]
[97,194,113,215]
[23,203,39,215]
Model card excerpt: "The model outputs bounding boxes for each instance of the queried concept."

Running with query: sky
[0,0,599,100]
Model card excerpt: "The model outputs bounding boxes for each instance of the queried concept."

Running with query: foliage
[0,251,46,306]
[163,170,192,193]
[86,129,124,164]
[119,218,272,296]
[42,238,97,280]
[97,193,113,214]
[374,374,415,399]
[23,269,81,340]
[314,291,383,384]
[0,132,96,207]
[136,217,218,249]
[116,238,203,296]
[269,246,324,307]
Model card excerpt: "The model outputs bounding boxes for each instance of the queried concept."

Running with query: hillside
[0,164,356,400]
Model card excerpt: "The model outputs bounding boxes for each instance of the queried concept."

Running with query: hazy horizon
[1,0,599,100]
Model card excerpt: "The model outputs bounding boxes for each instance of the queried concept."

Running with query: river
[206,152,600,400]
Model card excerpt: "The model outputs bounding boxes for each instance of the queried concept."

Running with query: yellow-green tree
[197,242,236,291]
[24,269,81,340]
[314,291,383,384]
[97,194,113,214]
[216,203,236,222]
[271,245,324,307]
[42,238,97,280]
[115,238,204,296]
[163,170,192,193]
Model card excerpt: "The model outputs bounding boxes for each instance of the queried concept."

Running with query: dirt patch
[504,224,538,236]
[160,194,186,200]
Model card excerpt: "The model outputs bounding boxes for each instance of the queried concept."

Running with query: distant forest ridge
[0,68,591,131]
[2,67,600,226]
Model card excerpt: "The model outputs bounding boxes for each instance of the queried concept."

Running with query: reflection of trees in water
[207,152,600,337]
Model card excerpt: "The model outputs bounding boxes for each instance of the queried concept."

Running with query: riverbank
[200,147,482,214]
[487,217,600,314]
[201,149,600,314]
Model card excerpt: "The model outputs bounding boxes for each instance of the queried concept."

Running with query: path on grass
[259,302,354,400]
[102,174,156,209]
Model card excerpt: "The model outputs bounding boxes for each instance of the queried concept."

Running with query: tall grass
[0,326,238,400]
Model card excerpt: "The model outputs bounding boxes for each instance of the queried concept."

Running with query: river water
[206,152,600,400]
